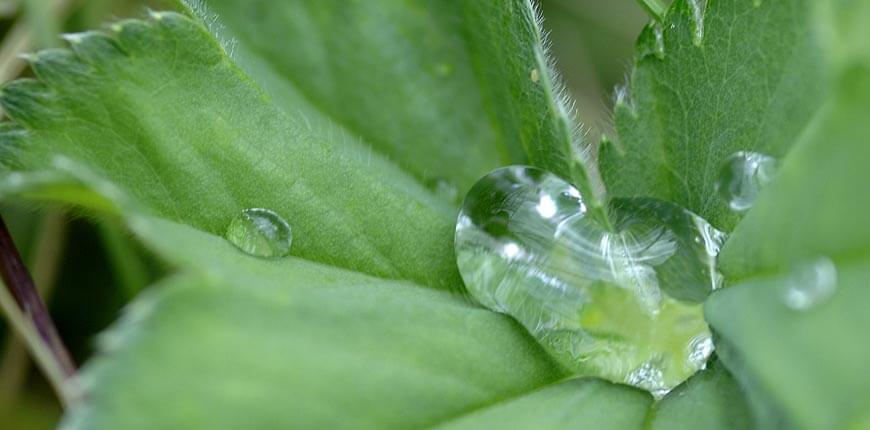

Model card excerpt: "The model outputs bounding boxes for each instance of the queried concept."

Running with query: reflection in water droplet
[626,360,669,398]
[225,208,293,258]
[455,166,724,394]
[426,177,459,204]
[784,257,838,311]
[716,151,777,212]
[687,334,714,369]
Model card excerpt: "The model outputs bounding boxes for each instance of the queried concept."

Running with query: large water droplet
[455,166,724,395]
[783,257,838,311]
[716,151,777,212]
[225,208,293,258]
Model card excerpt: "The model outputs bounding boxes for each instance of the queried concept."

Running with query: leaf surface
[600,0,826,230]
[181,0,600,202]
[707,27,870,427]
[648,361,751,430]
[435,378,651,430]
[62,272,564,430]
[0,12,459,289]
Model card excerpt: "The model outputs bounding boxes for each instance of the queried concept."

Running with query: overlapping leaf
[600,0,826,230]
[62,271,564,429]
[708,58,870,428]
[178,0,601,203]
[0,12,458,290]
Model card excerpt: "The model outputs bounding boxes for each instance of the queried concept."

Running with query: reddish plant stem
[0,214,76,379]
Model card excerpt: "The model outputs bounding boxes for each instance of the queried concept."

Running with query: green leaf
[648,360,751,430]
[179,0,601,203]
[718,16,870,281]
[707,42,870,428]
[600,0,826,230]
[435,378,651,430]
[0,12,459,290]
[63,272,564,429]
[707,260,870,429]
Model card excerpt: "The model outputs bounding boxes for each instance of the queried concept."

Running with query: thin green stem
[635,0,667,21]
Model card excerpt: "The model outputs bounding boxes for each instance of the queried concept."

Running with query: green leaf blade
[601,0,827,230]
[648,361,752,430]
[0,12,460,290]
[185,0,600,202]
[435,378,652,430]
[708,35,870,428]
[63,273,565,430]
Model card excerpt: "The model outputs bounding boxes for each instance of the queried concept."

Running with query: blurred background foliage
[0,0,647,427]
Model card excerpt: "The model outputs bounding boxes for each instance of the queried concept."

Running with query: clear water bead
[716,151,777,212]
[455,166,725,395]
[784,257,838,311]
[225,208,293,258]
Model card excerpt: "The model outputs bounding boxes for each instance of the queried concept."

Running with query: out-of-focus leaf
[62,272,564,429]
[435,378,651,430]
[708,41,870,428]
[648,360,751,430]
[600,0,826,230]
[708,261,870,429]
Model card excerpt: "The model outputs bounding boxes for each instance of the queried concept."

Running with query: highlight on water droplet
[688,0,707,46]
[626,360,668,398]
[687,334,714,369]
[716,151,777,212]
[225,208,293,258]
[454,166,725,395]
[783,257,838,311]
[652,22,665,59]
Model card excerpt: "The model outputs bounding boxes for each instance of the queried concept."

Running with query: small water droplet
[784,257,838,311]
[653,23,665,59]
[225,208,292,258]
[716,151,777,212]
[688,0,707,46]
[426,177,459,204]
[455,166,720,394]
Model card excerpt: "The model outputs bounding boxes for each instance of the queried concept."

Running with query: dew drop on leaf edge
[783,257,838,311]
[454,165,725,396]
[225,208,293,258]
[716,151,777,212]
